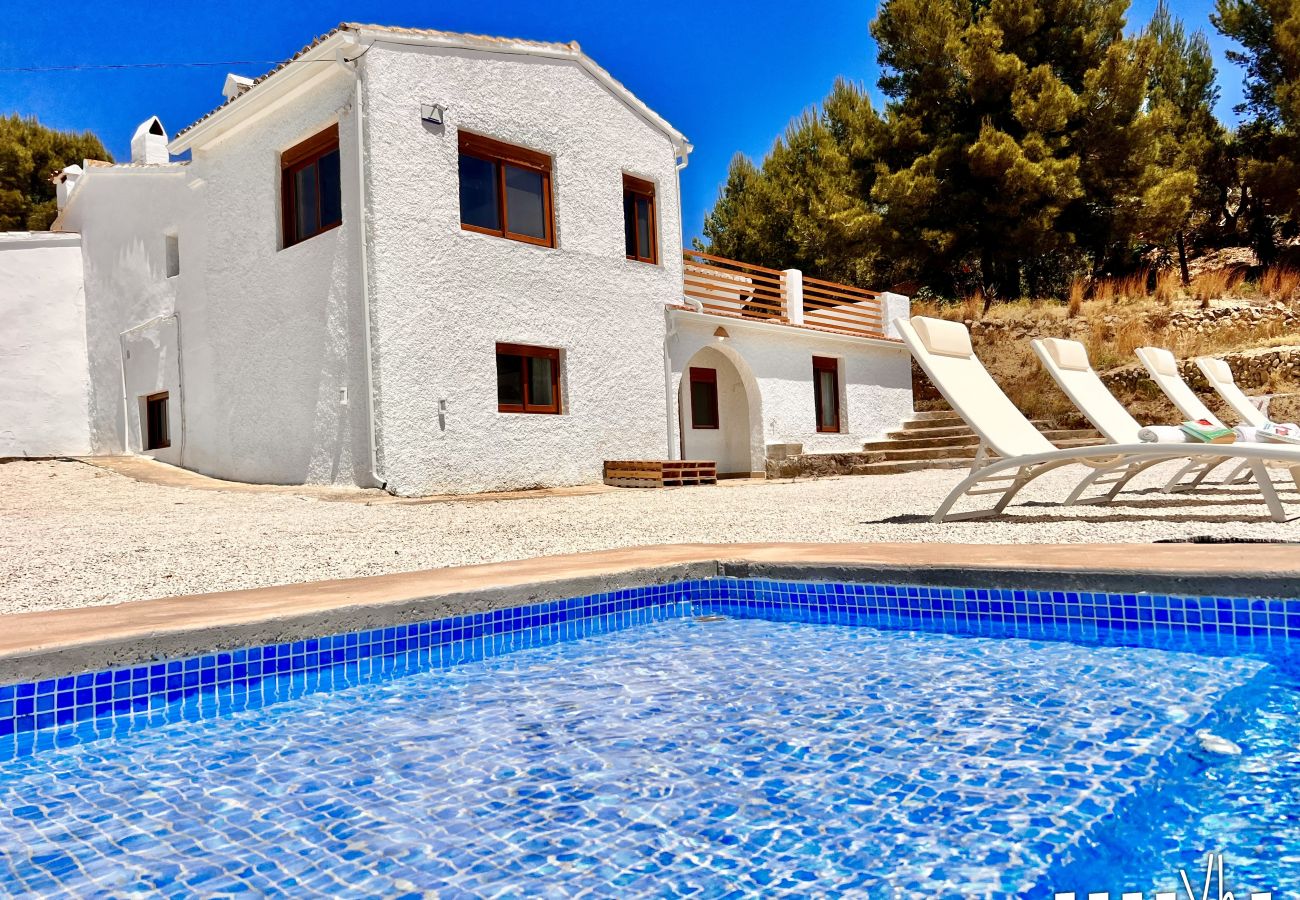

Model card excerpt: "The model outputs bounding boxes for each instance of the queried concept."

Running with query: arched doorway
[678,344,761,475]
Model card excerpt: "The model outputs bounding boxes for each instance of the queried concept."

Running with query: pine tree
[1212,0,1300,263]
[0,114,111,230]
[870,0,1194,301]
[700,80,887,286]
[1144,0,1223,282]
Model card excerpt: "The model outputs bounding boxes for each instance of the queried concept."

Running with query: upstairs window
[623,174,657,264]
[813,356,841,433]
[497,343,561,414]
[689,367,719,429]
[281,124,342,248]
[459,133,554,248]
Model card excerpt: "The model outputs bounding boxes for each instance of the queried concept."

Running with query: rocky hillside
[912,294,1300,429]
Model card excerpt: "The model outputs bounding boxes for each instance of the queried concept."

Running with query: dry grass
[1067,279,1084,318]
[1153,269,1179,305]
[1190,268,1244,307]
[912,278,1300,428]
[1261,266,1300,301]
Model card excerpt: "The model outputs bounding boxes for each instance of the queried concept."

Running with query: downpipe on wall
[339,40,386,491]
[664,149,693,461]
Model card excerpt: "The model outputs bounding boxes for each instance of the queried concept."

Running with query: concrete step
[888,421,1060,440]
[864,429,1101,452]
[903,411,966,426]
[854,437,1104,463]
[907,409,963,422]
[898,416,1053,432]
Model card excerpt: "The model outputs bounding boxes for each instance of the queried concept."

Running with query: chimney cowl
[222,73,255,102]
[54,164,84,209]
[130,116,169,165]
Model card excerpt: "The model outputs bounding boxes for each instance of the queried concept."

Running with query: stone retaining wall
[1102,346,1300,394]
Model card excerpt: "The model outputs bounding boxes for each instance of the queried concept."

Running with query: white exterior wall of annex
[0,233,91,457]
[361,44,684,495]
[55,170,189,463]
[667,311,914,469]
[173,68,374,487]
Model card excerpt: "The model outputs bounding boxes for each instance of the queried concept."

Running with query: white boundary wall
[0,233,91,457]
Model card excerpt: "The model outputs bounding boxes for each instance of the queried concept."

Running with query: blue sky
[0,0,1246,242]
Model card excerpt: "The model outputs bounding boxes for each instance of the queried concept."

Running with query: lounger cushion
[1199,356,1232,384]
[1143,346,1179,376]
[911,317,972,359]
[1039,338,1090,372]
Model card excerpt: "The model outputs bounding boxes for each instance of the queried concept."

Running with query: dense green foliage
[1211,0,1300,264]
[0,115,110,231]
[701,0,1299,300]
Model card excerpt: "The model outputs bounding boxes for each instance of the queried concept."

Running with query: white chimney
[222,73,254,102]
[130,116,169,165]
[54,164,83,209]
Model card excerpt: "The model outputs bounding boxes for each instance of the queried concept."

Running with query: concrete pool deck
[3,542,1300,683]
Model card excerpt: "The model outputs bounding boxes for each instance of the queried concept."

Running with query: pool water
[0,616,1290,897]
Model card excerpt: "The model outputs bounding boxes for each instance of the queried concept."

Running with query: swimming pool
[1,578,1296,896]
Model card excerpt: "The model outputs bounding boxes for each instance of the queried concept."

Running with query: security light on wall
[421,103,447,126]
[713,327,730,341]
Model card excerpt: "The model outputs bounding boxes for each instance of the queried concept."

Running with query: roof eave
[343,25,691,153]
[169,31,352,154]
[171,25,690,158]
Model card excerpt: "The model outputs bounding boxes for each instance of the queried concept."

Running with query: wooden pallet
[603,460,717,488]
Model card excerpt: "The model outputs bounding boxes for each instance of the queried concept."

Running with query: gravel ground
[3,459,1298,614]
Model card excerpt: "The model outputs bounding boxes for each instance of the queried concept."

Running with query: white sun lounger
[1138,346,1276,486]
[1135,346,1225,426]
[1031,337,1276,496]
[1194,356,1270,428]
[896,316,1300,522]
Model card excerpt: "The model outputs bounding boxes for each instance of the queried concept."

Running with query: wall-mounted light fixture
[713,327,730,341]
[421,103,447,126]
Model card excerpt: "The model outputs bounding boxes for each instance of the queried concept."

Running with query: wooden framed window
[497,343,561,414]
[623,174,657,264]
[813,356,841,433]
[144,391,170,450]
[281,124,342,248]
[459,132,554,248]
[689,367,719,430]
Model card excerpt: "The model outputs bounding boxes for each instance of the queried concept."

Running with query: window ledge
[459,227,558,252]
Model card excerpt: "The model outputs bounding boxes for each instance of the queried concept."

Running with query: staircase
[767,410,1105,478]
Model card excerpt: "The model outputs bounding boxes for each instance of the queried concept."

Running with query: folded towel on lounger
[1137,425,1193,443]
[1239,423,1300,444]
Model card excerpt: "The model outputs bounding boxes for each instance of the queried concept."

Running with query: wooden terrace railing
[682,250,787,323]
[681,250,890,340]
[800,274,886,338]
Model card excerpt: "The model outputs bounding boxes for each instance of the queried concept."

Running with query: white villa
[0,23,912,495]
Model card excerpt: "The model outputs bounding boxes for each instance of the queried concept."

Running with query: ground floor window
[497,343,561,414]
[689,367,719,429]
[144,391,170,450]
[813,356,840,433]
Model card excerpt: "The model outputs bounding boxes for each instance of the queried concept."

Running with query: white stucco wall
[56,166,188,458]
[361,45,685,494]
[668,311,914,469]
[178,69,373,487]
[678,345,754,474]
[0,233,91,457]
[60,72,374,487]
[121,316,181,465]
